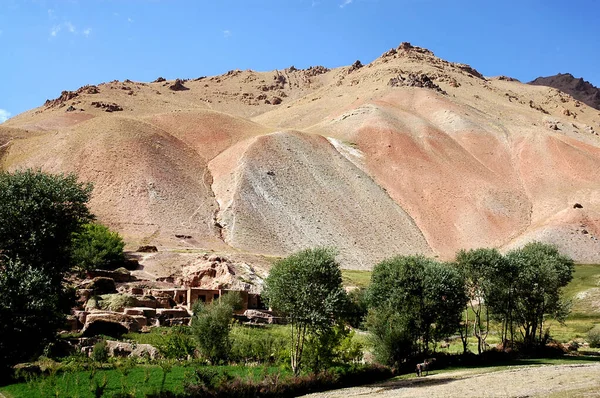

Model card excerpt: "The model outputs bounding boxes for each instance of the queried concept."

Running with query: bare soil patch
[303,363,600,398]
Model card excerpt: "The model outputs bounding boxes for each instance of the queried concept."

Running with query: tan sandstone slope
[1,43,599,270]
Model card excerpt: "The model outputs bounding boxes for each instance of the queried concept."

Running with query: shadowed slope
[2,116,222,248]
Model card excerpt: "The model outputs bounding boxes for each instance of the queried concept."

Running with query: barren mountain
[2,42,600,270]
[529,73,600,110]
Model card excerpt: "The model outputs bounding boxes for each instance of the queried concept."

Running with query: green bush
[157,326,196,360]
[303,324,363,372]
[588,325,600,348]
[72,223,125,271]
[230,326,289,364]
[92,340,108,363]
[191,293,239,363]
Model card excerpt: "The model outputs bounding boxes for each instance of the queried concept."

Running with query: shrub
[303,323,363,372]
[588,325,600,348]
[157,326,196,360]
[72,223,125,271]
[230,326,289,364]
[191,292,240,363]
[91,340,108,363]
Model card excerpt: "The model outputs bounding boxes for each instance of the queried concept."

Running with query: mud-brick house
[152,287,266,313]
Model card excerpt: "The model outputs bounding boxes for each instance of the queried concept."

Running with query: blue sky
[1,0,599,122]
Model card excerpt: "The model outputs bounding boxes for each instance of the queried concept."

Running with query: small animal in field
[416,358,435,377]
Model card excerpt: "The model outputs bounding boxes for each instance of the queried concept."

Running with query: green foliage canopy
[0,169,93,374]
[191,292,240,363]
[71,222,125,271]
[366,255,467,365]
[263,247,348,375]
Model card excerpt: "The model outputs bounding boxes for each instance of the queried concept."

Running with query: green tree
[190,292,240,363]
[262,247,348,375]
[505,242,574,347]
[366,255,466,365]
[0,169,93,276]
[71,223,125,271]
[455,248,505,354]
[0,169,93,376]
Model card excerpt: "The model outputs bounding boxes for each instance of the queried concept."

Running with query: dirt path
[303,363,600,398]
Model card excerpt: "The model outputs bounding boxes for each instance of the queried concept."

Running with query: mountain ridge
[1,42,599,270]
[529,73,600,110]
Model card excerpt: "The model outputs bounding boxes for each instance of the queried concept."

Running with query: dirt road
[303,363,600,398]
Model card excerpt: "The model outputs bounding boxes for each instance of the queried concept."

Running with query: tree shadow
[375,375,456,391]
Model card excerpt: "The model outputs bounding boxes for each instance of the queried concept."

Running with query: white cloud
[0,109,11,123]
[223,29,232,38]
[127,17,133,23]
[339,0,352,7]
[48,9,56,19]
[50,25,61,37]
[65,21,76,33]
[50,22,80,38]
[83,28,91,37]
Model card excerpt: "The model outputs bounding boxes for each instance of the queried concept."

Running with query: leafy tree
[365,307,416,367]
[0,170,93,376]
[262,247,348,375]
[303,321,363,372]
[366,255,466,365]
[505,242,574,347]
[0,169,93,277]
[71,223,125,271]
[455,248,505,354]
[191,292,240,363]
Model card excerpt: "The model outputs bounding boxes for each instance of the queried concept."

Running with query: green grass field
[341,270,372,288]
[0,364,288,398]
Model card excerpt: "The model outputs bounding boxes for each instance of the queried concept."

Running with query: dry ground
[303,363,600,398]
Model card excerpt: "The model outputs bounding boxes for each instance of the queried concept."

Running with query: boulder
[86,269,134,283]
[86,277,116,295]
[124,307,156,317]
[169,79,189,91]
[82,312,140,338]
[137,245,158,253]
[105,340,159,359]
[243,309,282,324]
[130,287,144,295]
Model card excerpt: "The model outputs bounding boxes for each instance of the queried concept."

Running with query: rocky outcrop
[304,65,329,77]
[153,77,166,83]
[137,245,158,253]
[86,269,134,283]
[167,254,263,292]
[454,63,485,80]
[241,309,282,324]
[44,91,79,108]
[348,60,363,73]
[81,312,141,337]
[388,73,447,94]
[91,101,123,112]
[169,79,189,91]
[84,277,117,295]
[105,340,159,359]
